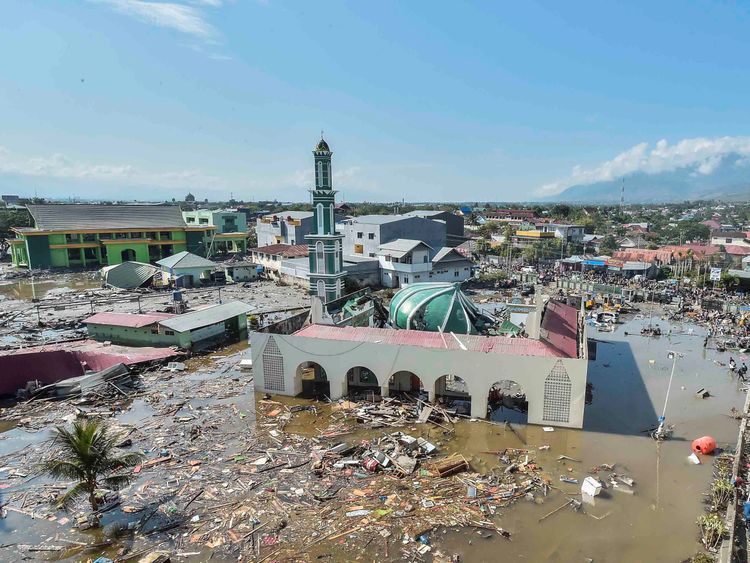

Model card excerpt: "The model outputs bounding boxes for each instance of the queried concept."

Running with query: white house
[156,251,216,287]
[377,239,433,288]
[429,247,474,283]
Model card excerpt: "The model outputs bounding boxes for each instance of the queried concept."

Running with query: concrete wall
[343,217,447,258]
[251,331,588,428]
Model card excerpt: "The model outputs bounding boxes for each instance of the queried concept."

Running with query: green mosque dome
[388,282,495,335]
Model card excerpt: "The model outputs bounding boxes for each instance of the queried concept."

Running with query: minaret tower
[306,136,347,302]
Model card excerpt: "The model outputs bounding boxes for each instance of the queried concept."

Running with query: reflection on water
[0,273,101,301]
[440,314,745,562]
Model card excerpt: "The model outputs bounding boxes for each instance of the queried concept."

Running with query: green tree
[600,234,619,254]
[43,420,142,511]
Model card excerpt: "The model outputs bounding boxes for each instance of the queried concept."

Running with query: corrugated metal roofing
[540,301,579,358]
[101,261,159,289]
[432,247,470,264]
[293,324,566,358]
[252,244,309,257]
[156,251,216,269]
[84,312,175,328]
[376,239,431,258]
[26,204,186,231]
[159,301,253,333]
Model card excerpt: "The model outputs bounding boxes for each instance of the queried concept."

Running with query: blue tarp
[584,260,606,266]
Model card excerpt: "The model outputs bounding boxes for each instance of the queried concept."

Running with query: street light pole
[655,350,680,440]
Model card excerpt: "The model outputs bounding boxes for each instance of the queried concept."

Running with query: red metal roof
[725,245,750,256]
[292,325,567,358]
[84,312,175,328]
[540,301,579,358]
[252,244,309,257]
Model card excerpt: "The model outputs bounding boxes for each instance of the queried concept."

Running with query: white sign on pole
[709,267,722,282]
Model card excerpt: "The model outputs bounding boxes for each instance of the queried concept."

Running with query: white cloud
[538,136,750,196]
[92,1,217,38]
[0,146,223,190]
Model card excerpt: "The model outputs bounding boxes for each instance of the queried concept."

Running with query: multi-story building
[255,211,314,247]
[484,209,537,222]
[182,209,248,254]
[9,204,213,269]
[402,210,465,246]
[341,214,446,258]
[535,223,585,243]
[376,240,474,288]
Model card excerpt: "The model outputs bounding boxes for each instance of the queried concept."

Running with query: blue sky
[1,1,749,202]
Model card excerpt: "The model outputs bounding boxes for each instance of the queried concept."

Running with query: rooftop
[293,324,568,358]
[84,312,175,328]
[24,204,186,231]
[159,301,254,333]
[377,239,431,258]
[156,251,216,270]
[252,244,309,257]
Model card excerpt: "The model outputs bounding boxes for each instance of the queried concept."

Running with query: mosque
[250,138,590,428]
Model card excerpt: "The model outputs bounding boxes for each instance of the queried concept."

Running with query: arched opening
[316,161,323,187]
[435,374,471,416]
[388,370,424,399]
[316,280,326,299]
[316,241,325,274]
[317,203,325,234]
[296,361,329,400]
[334,240,341,273]
[346,366,381,400]
[487,380,528,424]
[121,248,136,262]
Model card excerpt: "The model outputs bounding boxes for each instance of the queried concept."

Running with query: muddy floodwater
[438,313,745,562]
[0,272,101,301]
[0,312,743,562]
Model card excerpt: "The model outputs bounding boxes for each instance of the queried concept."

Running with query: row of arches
[294,362,532,423]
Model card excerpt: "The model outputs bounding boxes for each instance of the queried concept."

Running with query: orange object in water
[692,436,717,455]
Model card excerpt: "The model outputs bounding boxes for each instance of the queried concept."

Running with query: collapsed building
[251,283,590,428]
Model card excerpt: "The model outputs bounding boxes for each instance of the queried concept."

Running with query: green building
[10,204,214,269]
[306,137,347,301]
[84,301,253,351]
[182,209,249,255]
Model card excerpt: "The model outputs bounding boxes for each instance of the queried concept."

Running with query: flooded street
[0,310,743,562]
[439,312,745,562]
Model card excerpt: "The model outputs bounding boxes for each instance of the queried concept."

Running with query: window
[423,255,428,263]
[130,232,143,239]
[99,232,113,240]
[65,233,79,243]
[357,232,363,239]
[727,238,732,243]
[368,233,375,240]
[317,203,324,234]
[317,161,323,187]
[199,218,209,224]
[354,244,364,254]
[317,280,326,297]
[82,233,96,242]
[84,247,97,260]
[115,232,128,239]
[146,232,156,240]
[368,253,376,258]
[67,248,82,261]
[160,232,172,240]
[454,270,460,277]
[165,330,175,336]
[186,217,195,223]
[334,240,341,273]
[316,241,325,273]
[403,276,409,284]
[415,275,420,279]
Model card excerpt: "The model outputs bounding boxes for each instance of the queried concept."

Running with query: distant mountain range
[543,153,750,203]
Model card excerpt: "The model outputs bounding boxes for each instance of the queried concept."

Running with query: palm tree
[43,420,143,511]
